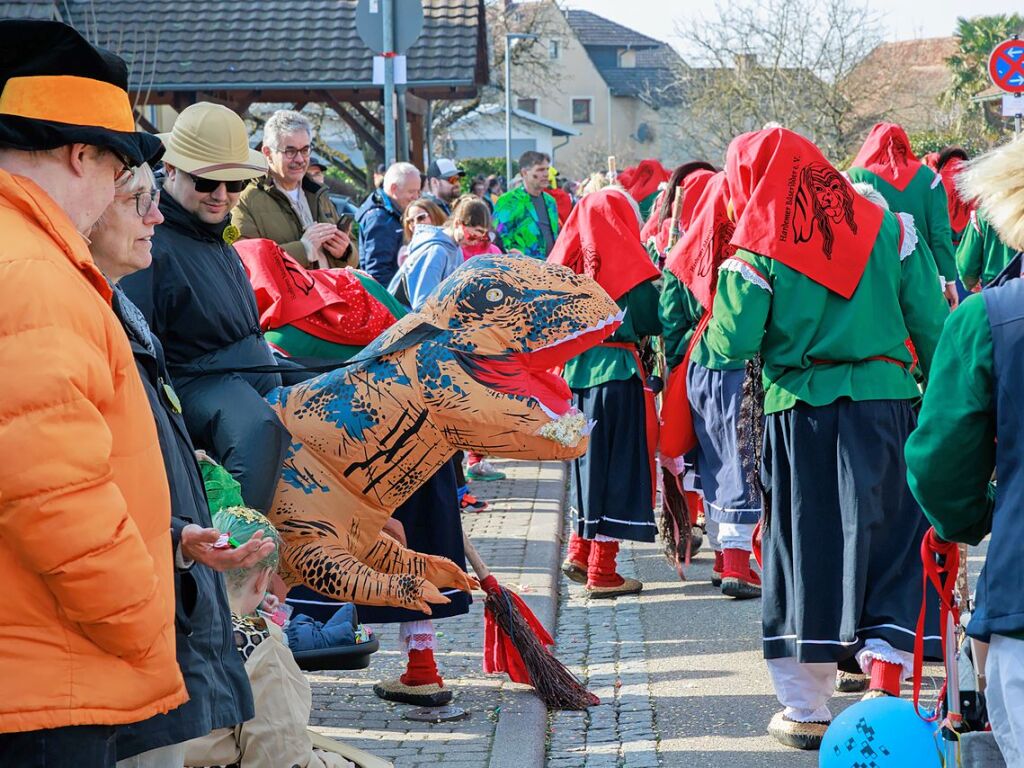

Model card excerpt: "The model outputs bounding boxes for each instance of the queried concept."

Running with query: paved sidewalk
[307,459,566,768]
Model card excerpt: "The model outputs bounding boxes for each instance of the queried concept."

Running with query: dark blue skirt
[570,377,656,543]
[287,459,472,625]
[761,398,941,664]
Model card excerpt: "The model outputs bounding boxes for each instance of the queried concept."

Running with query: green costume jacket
[564,280,661,390]
[704,211,948,414]
[846,165,956,284]
[956,211,1020,290]
[659,270,745,372]
[493,188,560,260]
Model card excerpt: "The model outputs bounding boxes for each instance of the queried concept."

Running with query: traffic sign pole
[383,0,396,166]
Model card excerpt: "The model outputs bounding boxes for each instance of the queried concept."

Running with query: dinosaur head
[368,255,622,459]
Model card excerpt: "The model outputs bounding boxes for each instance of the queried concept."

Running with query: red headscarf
[618,159,670,205]
[851,122,922,192]
[548,187,660,301]
[938,157,973,235]
[640,169,716,255]
[665,172,736,311]
[235,238,395,346]
[727,128,884,299]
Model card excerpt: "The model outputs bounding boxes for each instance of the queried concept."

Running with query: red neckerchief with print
[665,172,736,311]
[851,122,922,192]
[618,159,670,206]
[547,187,660,301]
[235,238,395,345]
[728,128,884,299]
[939,157,973,234]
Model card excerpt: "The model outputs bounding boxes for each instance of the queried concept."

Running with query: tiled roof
[0,0,59,20]
[61,0,487,92]
[564,9,661,49]
[843,37,959,131]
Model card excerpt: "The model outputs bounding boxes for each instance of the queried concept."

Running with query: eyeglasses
[123,187,160,217]
[188,173,248,194]
[275,145,312,160]
[111,150,134,185]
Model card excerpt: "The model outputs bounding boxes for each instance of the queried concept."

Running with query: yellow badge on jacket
[223,224,241,245]
[160,378,183,414]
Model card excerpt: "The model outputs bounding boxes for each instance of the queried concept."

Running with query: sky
[565,0,1021,47]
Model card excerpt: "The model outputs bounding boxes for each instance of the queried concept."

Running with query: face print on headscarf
[794,163,857,259]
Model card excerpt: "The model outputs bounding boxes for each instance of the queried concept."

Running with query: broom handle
[607,155,617,181]
[667,193,684,249]
[462,533,492,582]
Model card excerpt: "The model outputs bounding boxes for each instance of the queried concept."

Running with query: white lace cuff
[720,257,772,293]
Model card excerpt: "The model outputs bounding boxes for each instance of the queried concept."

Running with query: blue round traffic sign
[989,38,1024,94]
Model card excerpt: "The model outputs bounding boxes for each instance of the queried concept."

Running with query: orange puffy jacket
[0,169,187,732]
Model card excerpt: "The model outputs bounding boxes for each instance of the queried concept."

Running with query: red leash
[913,527,961,722]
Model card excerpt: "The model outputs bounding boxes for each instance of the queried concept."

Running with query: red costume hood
[235,238,395,346]
[939,157,973,235]
[727,128,884,299]
[851,122,923,192]
[640,169,716,255]
[665,172,736,311]
[548,187,660,301]
[618,159,670,204]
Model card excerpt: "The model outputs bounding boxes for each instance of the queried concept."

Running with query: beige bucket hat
[159,102,267,181]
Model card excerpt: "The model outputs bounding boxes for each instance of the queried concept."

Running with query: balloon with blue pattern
[819,697,942,768]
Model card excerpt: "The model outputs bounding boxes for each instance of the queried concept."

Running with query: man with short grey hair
[232,109,353,268]
[356,161,422,286]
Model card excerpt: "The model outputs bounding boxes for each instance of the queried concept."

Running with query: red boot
[561,532,591,584]
[721,548,761,600]
[374,648,452,706]
[865,660,903,698]
[586,539,642,598]
[711,550,724,587]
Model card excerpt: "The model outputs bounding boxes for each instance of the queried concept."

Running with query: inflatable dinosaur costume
[265,255,622,613]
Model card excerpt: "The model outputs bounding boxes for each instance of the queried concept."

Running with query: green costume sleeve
[623,279,662,339]
[905,294,995,544]
[956,220,984,290]
[927,181,957,282]
[898,234,948,380]
[659,271,701,369]
[704,254,770,364]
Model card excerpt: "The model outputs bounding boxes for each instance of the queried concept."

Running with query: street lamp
[505,33,539,184]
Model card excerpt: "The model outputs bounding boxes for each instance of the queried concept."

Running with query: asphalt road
[633,541,859,768]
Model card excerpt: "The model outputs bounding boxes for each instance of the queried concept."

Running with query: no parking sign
[989,38,1024,94]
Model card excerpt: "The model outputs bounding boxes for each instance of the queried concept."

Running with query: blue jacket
[972,278,1024,640]
[357,189,404,287]
[388,225,462,310]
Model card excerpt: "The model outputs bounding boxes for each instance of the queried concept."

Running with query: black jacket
[110,287,254,759]
[120,192,291,513]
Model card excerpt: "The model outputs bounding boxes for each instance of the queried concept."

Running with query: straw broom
[462,534,598,710]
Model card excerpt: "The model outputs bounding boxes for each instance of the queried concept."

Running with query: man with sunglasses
[423,157,465,216]
[0,21,187,766]
[121,103,291,519]
[233,110,354,269]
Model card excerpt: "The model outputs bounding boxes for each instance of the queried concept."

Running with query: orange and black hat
[0,20,163,166]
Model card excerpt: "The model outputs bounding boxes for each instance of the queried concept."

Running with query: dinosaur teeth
[533,310,627,352]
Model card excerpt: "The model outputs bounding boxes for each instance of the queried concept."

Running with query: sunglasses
[411,212,431,223]
[188,172,248,194]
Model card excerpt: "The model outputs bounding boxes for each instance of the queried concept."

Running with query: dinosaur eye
[486,288,504,302]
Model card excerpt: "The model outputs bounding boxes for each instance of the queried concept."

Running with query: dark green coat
[232,177,355,268]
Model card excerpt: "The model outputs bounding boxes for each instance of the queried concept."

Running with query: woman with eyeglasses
[89,162,262,768]
[398,197,446,266]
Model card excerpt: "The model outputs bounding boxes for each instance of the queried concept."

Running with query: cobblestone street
[308,459,565,768]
